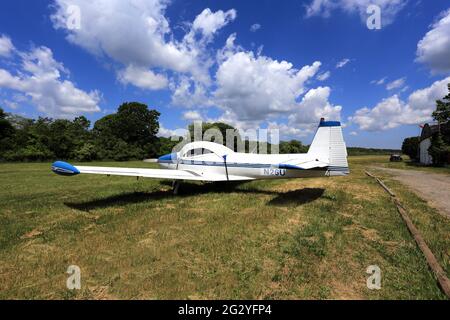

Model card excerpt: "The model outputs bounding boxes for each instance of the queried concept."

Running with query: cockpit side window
[183,148,212,158]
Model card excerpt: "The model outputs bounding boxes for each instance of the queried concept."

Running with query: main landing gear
[172,180,181,195]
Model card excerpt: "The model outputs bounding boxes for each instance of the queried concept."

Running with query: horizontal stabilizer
[278,160,329,170]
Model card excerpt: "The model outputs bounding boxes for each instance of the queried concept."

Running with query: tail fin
[308,119,349,176]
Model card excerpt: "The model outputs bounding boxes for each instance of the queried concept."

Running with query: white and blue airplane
[52,119,349,193]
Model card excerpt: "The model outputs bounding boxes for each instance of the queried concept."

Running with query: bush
[74,143,97,162]
[4,145,55,161]
[428,133,450,166]
[401,136,419,161]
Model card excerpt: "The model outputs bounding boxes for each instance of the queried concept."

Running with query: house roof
[420,121,450,141]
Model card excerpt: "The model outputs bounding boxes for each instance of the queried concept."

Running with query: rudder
[307,119,349,176]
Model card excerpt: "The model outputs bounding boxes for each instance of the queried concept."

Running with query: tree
[432,83,450,125]
[0,108,16,156]
[155,136,183,156]
[429,83,450,166]
[428,133,450,166]
[188,122,242,151]
[279,140,309,154]
[93,102,160,160]
[114,102,160,146]
[401,136,419,161]
[0,108,14,136]
[73,142,97,161]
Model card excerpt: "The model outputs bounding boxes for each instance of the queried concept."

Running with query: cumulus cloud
[182,110,203,121]
[52,1,179,68]
[2,99,19,110]
[267,88,343,138]
[170,76,213,108]
[287,86,342,128]
[0,42,100,117]
[158,123,187,138]
[0,35,14,57]
[49,0,342,138]
[51,0,236,86]
[305,0,407,26]
[386,77,406,90]
[250,23,261,32]
[349,95,404,131]
[416,9,450,73]
[118,65,168,90]
[350,76,450,131]
[267,122,307,138]
[336,58,350,68]
[317,71,330,81]
[215,34,322,121]
[191,8,236,38]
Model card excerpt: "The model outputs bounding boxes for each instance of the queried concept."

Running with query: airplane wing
[51,161,251,182]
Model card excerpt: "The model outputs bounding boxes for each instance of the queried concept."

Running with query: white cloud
[267,122,308,138]
[317,71,330,81]
[48,0,342,138]
[350,76,450,131]
[305,0,335,18]
[416,9,450,73]
[287,86,342,128]
[349,131,358,136]
[170,76,212,108]
[0,35,14,57]
[407,77,450,111]
[250,23,261,32]
[52,0,179,68]
[268,89,342,139]
[2,99,19,110]
[336,58,350,68]
[191,8,236,38]
[263,87,343,139]
[371,77,387,85]
[182,110,203,121]
[215,35,322,121]
[386,77,406,90]
[158,123,187,138]
[350,95,404,131]
[305,0,407,26]
[52,1,237,87]
[118,65,168,90]
[0,44,100,117]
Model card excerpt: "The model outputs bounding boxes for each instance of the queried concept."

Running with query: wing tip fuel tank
[51,161,80,176]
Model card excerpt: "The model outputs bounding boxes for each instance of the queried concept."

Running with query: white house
[418,122,449,165]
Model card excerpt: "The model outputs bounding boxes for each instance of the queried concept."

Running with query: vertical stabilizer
[307,119,349,176]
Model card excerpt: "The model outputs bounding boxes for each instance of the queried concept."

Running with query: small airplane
[52,119,349,194]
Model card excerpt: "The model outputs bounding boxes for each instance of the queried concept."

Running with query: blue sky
[0,0,450,148]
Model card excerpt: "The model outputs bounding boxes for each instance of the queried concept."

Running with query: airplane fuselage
[157,152,330,181]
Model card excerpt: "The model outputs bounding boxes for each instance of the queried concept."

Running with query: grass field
[376,156,450,175]
[0,156,449,299]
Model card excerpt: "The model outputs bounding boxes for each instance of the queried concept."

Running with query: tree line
[402,83,450,166]
[1,100,402,163]
[0,101,311,162]
[0,102,177,161]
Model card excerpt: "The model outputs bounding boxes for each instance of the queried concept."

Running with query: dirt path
[372,167,450,219]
